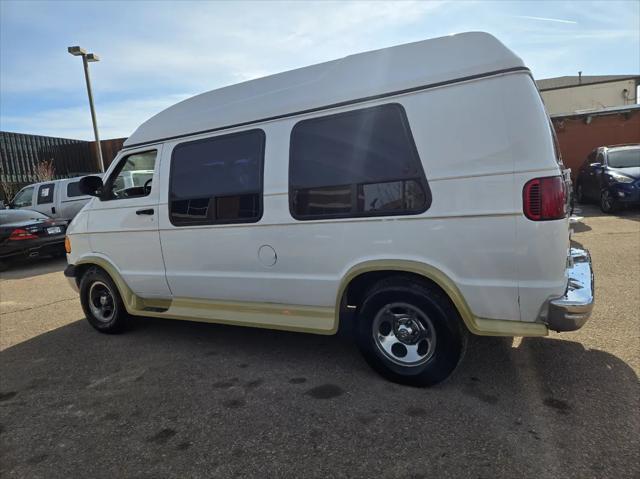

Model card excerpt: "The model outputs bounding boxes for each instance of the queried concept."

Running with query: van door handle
[136,208,154,215]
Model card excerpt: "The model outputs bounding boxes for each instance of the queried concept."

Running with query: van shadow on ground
[1,316,638,478]
[570,220,592,234]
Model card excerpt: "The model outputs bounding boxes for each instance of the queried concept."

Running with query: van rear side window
[169,129,265,226]
[289,103,430,220]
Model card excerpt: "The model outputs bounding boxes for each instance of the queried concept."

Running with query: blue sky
[1,0,638,140]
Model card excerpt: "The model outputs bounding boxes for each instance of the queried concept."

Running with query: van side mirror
[79,175,104,197]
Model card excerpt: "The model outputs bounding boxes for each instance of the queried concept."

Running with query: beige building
[536,74,639,115]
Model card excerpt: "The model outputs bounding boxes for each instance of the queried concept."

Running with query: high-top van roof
[124,32,526,148]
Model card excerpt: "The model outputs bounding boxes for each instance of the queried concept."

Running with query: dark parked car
[0,209,67,271]
[575,144,640,213]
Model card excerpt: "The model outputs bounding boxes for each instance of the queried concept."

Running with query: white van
[10,176,101,221]
[64,32,594,386]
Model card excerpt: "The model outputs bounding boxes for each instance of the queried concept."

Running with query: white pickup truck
[9,175,103,221]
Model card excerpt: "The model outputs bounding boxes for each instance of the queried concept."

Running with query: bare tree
[0,180,19,204]
[0,163,18,204]
[34,159,55,182]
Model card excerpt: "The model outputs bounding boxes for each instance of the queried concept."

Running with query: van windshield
[608,148,640,168]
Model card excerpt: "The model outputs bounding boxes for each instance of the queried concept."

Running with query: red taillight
[523,176,566,221]
[8,229,38,241]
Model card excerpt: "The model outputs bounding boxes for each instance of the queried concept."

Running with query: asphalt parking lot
[0,205,638,479]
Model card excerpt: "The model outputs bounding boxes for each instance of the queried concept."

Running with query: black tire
[575,183,585,204]
[0,260,8,273]
[79,267,129,334]
[355,276,467,387]
[600,189,617,214]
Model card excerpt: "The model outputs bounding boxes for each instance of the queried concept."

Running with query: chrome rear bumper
[547,248,594,332]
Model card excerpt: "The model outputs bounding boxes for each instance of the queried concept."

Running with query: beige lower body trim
[137,297,335,334]
[337,260,549,337]
[76,257,335,334]
[77,257,548,338]
[470,317,547,337]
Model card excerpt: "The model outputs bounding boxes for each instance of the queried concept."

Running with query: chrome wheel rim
[601,191,612,211]
[372,302,436,367]
[88,281,115,323]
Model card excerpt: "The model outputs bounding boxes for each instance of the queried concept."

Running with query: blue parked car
[575,144,640,213]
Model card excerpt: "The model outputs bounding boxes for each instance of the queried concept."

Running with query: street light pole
[68,46,104,172]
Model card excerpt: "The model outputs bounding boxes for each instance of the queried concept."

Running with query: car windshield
[0,209,49,225]
[608,148,640,168]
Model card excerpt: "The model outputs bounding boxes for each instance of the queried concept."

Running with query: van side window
[104,151,157,200]
[12,186,34,208]
[37,183,55,204]
[66,181,85,198]
[169,129,265,226]
[289,103,430,220]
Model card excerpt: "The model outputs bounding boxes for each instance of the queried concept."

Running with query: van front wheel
[355,277,467,387]
[79,267,129,334]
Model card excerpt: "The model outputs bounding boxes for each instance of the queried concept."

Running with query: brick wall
[552,108,640,178]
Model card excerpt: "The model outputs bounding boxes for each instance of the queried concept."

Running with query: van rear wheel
[355,276,467,387]
[79,267,129,334]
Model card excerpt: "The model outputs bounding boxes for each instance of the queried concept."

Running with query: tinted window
[12,186,34,208]
[105,151,157,200]
[37,183,55,204]
[289,103,430,219]
[169,129,265,226]
[66,181,84,198]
